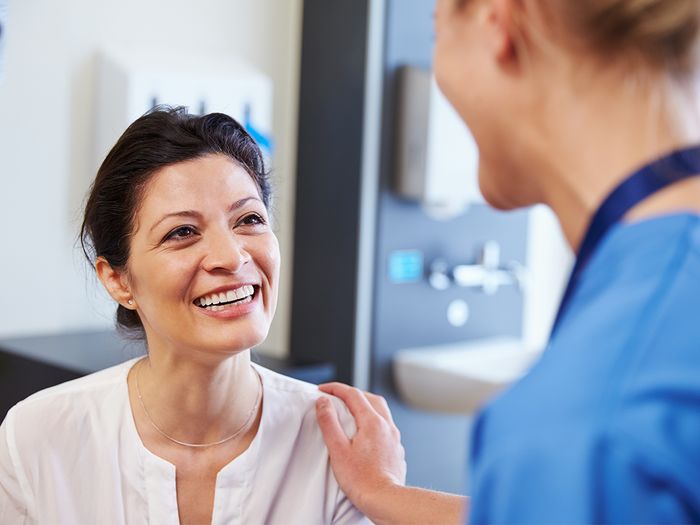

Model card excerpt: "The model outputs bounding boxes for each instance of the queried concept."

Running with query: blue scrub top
[468,213,700,524]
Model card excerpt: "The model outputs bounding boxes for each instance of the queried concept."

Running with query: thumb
[316,396,350,456]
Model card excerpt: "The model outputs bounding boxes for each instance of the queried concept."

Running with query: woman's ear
[95,257,136,309]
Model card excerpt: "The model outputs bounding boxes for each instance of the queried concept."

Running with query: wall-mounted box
[395,66,482,219]
[94,50,273,171]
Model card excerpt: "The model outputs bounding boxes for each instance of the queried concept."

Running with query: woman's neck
[526,74,700,252]
[134,347,260,446]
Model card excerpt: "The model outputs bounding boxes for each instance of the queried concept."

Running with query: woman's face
[124,154,280,358]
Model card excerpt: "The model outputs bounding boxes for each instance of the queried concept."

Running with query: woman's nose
[201,229,251,273]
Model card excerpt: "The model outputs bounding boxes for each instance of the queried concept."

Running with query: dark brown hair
[80,106,270,338]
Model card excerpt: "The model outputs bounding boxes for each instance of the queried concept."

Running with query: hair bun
[565,0,700,74]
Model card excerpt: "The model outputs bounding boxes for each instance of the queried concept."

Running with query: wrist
[357,480,407,525]
[357,483,467,525]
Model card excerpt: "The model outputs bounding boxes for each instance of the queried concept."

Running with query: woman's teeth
[204,295,253,311]
[195,284,255,309]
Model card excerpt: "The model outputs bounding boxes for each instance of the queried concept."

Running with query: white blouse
[0,358,370,524]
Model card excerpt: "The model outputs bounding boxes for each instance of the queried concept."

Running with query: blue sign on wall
[388,250,424,283]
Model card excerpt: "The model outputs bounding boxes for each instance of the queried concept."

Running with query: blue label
[388,250,424,283]
[244,103,273,155]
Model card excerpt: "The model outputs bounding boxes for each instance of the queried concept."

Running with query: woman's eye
[240,213,266,226]
[165,226,197,241]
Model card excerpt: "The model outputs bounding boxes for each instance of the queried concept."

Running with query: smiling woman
[93,153,279,360]
[0,108,369,525]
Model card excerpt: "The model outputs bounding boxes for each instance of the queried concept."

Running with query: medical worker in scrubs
[316,0,700,523]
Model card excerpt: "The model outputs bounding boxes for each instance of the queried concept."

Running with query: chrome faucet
[428,241,527,294]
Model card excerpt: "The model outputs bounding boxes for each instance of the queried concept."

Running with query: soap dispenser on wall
[394,66,483,220]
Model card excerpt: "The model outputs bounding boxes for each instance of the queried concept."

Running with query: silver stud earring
[127,299,134,306]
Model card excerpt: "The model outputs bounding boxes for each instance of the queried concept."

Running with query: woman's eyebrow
[149,196,262,233]
[228,196,262,212]
[149,210,202,234]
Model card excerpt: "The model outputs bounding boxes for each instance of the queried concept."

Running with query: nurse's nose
[201,227,251,273]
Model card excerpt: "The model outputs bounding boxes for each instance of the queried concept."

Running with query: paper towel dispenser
[394,66,482,219]
[94,50,274,174]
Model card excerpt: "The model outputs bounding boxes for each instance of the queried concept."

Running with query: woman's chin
[185,330,270,358]
[220,335,268,355]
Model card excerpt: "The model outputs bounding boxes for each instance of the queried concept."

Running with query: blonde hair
[542,0,700,76]
[454,0,700,132]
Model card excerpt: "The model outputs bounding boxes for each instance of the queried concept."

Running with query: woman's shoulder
[13,358,134,405]
[4,358,136,438]
[253,363,323,396]
[253,364,356,436]
[248,365,364,523]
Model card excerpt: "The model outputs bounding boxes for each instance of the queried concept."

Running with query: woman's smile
[194,283,257,309]
[193,283,261,318]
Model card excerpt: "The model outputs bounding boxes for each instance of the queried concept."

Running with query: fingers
[318,382,395,425]
[365,392,394,423]
[318,382,375,424]
[315,396,350,455]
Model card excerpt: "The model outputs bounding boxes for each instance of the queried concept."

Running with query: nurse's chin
[476,160,540,211]
[478,175,536,212]
[479,185,525,212]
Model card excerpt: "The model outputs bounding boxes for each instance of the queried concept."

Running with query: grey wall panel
[290,0,370,382]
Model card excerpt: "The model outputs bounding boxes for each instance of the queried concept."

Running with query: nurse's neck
[528,73,700,254]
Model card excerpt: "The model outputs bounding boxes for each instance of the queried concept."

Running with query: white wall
[0,0,302,358]
[524,205,573,351]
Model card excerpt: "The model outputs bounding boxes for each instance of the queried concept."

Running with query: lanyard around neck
[550,144,700,337]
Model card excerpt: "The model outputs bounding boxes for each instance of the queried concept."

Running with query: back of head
[544,0,700,77]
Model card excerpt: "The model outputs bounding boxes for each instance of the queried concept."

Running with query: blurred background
[0,0,571,495]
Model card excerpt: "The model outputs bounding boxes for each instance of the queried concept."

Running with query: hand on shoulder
[315,382,406,518]
[316,383,467,525]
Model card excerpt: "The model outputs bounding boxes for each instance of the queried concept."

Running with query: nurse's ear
[95,256,136,310]
[484,0,527,69]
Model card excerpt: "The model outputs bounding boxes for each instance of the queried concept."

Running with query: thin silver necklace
[135,358,262,448]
